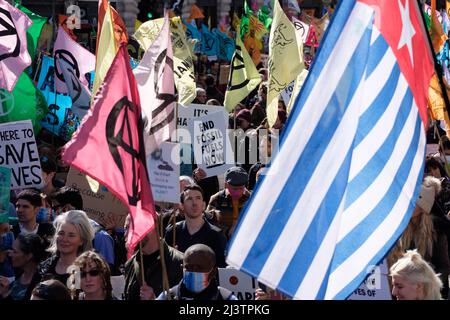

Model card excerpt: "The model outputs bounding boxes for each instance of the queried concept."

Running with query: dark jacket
[207,189,251,239]
[38,254,70,287]
[123,242,184,300]
[12,223,55,250]
[157,280,236,300]
[165,218,228,267]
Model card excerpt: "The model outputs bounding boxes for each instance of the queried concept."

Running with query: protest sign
[177,103,224,129]
[191,110,233,177]
[280,80,295,107]
[218,267,257,300]
[0,167,10,213]
[147,142,180,204]
[347,259,392,300]
[110,275,125,300]
[66,167,128,228]
[0,120,43,190]
[219,64,231,85]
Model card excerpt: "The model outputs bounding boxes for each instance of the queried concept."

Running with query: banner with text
[147,142,180,204]
[0,120,43,190]
[66,167,128,228]
[191,110,233,177]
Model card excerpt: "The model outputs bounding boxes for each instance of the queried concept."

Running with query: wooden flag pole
[157,216,171,299]
[138,242,146,286]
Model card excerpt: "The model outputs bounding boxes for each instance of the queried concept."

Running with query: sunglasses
[80,269,101,278]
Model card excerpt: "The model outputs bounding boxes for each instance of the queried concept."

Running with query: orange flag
[428,73,450,139]
[96,0,128,54]
[431,0,447,53]
[189,4,205,21]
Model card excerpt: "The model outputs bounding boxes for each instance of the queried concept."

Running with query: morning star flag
[53,27,95,94]
[133,15,176,155]
[227,0,434,300]
[62,46,157,256]
[0,0,32,92]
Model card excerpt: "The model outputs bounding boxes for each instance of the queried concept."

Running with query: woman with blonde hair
[390,250,443,300]
[68,250,114,300]
[38,210,95,287]
[387,176,450,297]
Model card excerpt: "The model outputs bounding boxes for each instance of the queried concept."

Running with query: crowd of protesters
[1,1,450,301]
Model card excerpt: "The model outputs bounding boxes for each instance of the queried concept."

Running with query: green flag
[240,1,252,40]
[0,73,48,133]
[16,2,48,64]
[257,5,272,29]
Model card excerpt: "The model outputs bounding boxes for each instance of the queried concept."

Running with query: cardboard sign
[281,81,295,106]
[191,110,233,178]
[0,120,43,190]
[218,268,257,300]
[66,167,128,228]
[219,64,231,86]
[147,142,180,204]
[347,259,392,300]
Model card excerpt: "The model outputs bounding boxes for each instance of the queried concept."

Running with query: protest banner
[218,267,257,300]
[66,167,128,228]
[347,259,392,300]
[147,142,180,204]
[177,103,224,129]
[191,110,233,177]
[0,120,43,190]
[0,167,11,213]
[37,55,79,140]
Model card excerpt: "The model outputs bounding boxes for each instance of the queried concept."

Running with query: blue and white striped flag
[226,0,435,300]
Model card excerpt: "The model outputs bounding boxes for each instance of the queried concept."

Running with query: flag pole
[138,242,146,287]
[417,0,450,119]
[157,216,171,299]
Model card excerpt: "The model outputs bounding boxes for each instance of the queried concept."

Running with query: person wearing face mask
[165,185,227,267]
[207,167,251,240]
[156,244,237,300]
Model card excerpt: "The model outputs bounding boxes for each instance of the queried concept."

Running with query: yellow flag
[135,19,142,31]
[93,5,117,95]
[232,13,241,32]
[428,73,450,138]
[267,0,305,127]
[224,30,262,112]
[134,17,196,105]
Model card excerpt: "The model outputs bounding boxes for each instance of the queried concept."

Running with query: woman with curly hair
[68,250,115,300]
[390,250,442,300]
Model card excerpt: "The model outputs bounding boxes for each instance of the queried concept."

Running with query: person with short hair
[157,244,237,300]
[39,210,95,287]
[165,185,227,267]
[68,250,114,300]
[13,189,54,245]
[207,167,251,239]
[390,250,443,300]
[0,234,46,300]
[193,87,207,104]
[30,279,71,300]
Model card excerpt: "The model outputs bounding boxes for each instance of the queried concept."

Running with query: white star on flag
[397,0,416,66]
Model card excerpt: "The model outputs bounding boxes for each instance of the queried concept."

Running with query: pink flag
[133,15,176,155]
[53,26,95,94]
[0,0,32,92]
[62,45,157,257]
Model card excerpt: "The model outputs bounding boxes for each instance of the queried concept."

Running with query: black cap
[225,167,248,186]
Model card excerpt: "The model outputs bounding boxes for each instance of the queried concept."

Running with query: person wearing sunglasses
[68,250,115,300]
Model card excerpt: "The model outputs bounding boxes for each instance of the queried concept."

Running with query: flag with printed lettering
[62,45,157,257]
[227,0,434,300]
[0,0,32,92]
